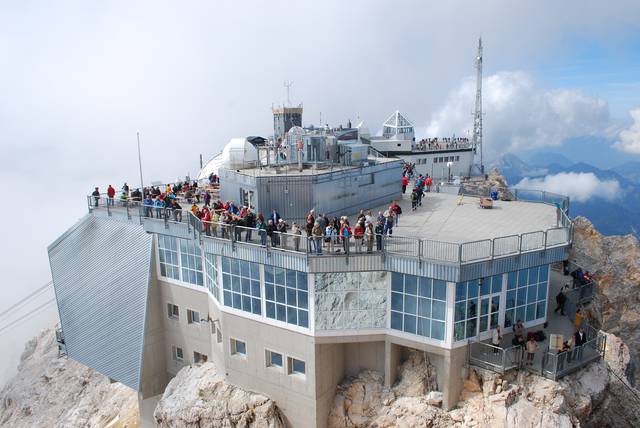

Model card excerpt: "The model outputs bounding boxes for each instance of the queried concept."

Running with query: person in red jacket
[107,185,116,207]
[353,222,365,252]
[401,175,408,194]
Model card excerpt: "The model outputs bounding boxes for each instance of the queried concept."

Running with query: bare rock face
[0,329,138,428]
[570,216,640,384]
[460,168,514,200]
[154,362,284,428]
[328,351,450,427]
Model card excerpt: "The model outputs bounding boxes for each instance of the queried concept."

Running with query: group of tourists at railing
[414,137,471,151]
[187,199,406,255]
[91,180,211,208]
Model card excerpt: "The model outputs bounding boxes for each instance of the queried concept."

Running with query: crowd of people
[414,137,471,151]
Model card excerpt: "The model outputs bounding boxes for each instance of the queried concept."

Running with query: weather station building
[47,100,574,428]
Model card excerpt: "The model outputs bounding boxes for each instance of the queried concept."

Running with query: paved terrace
[388,191,558,243]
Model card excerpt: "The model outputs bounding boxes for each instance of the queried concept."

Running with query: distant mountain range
[491,153,640,236]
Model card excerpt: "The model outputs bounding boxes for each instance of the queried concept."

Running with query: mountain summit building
[48,113,573,427]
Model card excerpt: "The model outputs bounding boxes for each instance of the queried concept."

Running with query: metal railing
[55,325,66,357]
[86,186,573,264]
[539,331,606,380]
[468,340,523,373]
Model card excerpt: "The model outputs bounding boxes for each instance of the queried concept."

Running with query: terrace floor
[366,187,558,244]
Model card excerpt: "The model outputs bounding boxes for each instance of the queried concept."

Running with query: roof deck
[388,192,558,244]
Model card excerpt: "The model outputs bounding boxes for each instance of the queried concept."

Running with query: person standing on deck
[401,175,408,194]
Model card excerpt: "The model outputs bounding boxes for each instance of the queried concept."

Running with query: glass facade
[454,275,502,341]
[204,254,220,301]
[158,235,180,280]
[222,257,261,315]
[157,235,204,286]
[390,273,446,341]
[179,239,203,286]
[505,265,549,328]
[264,266,309,328]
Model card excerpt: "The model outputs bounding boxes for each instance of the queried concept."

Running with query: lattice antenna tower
[472,37,484,174]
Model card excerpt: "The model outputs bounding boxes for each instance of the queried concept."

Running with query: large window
[158,235,180,280]
[505,265,549,328]
[205,253,220,301]
[157,235,204,286]
[454,275,502,341]
[264,266,309,328]
[222,257,261,315]
[390,273,446,341]
[180,239,204,286]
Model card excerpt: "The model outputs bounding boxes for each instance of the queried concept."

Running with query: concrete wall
[139,257,169,398]
[315,343,346,428]
[404,149,474,180]
[220,310,317,428]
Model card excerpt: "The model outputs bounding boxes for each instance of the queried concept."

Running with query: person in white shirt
[492,325,502,354]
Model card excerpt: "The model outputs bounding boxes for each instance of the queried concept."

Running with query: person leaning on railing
[256,217,268,246]
[312,221,323,254]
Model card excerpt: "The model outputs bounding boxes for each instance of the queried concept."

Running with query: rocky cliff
[0,329,139,428]
[570,216,640,384]
[460,168,514,200]
[328,333,640,427]
[154,362,284,428]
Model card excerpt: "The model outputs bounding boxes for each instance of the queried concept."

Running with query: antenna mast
[284,80,293,106]
[472,37,484,174]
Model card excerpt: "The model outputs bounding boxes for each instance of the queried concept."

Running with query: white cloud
[425,71,610,159]
[515,172,621,202]
[614,108,640,155]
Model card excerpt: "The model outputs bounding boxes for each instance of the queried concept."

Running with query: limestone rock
[392,351,438,397]
[460,168,515,200]
[0,329,138,428]
[570,216,640,384]
[154,362,284,428]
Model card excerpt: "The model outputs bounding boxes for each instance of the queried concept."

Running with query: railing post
[458,244,463,263]
[418,240,423,260]
[490,239,495,259]
[543,231,548,249]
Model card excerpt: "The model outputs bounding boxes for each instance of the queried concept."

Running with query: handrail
[86,188,573,263]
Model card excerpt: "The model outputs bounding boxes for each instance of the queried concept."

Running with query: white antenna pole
[284,80,293,106]
[472,37,484,174]
[137,132,144,193]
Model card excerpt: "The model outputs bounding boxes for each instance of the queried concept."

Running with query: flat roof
[227,156,400,177]
[363,191,558,244]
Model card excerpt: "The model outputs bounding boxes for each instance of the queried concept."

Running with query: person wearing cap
[312,221,323,254]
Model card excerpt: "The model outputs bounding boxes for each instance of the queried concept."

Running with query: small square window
[172,345,183,361]
[230,338,246,356]
[194,351,208,364]
[167,303,179,319]
[187,309,200,324]
[288,357,306,376]
[265,349,283,368]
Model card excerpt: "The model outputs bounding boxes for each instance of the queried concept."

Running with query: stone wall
[314,271,387,330]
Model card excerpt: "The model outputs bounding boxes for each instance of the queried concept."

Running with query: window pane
[297,272,308,290]
[404,295,417,315]
[504,308,514,328]
[539,265,549,281]
[456,282,466,301]
[264,265,274,283]
[480,279,491,296]
[286,287,297,306]
[455,302,466,322]
[433,280,446,301]
[492,275,503,293]
[537,282,547,302]
[298,310,309,328]
[526,303,536,321]
[287,306,297,324]
[403,314,417,334]
[466,300,477,319]
[431,321,445,340]
[517,287,526,306]
[404,275,417,295]
[536,301,546,319]
[506,290,516,308]
[527,285,537,304]
[270,352,283,367]
[286,270,297,287]
[391,292,403,312]
[276,286,286,303]
[432,300,445,321]
[297,291,308,309]
[417,317,430,337]
[528,267,539,284]
[518,269,527,287]
[466,318,477,339]
[418,278,432,297]
[276,304,286,322]
[515,306,526,324]
[251,298,261,315]
[292,359,305,374]
[391,273,403,292]
[467,281,478,299]
[454,321,466,341]
[266,302,275,319]
[391,311,403,330]
[508,271,517,289]
[418,298,431,318]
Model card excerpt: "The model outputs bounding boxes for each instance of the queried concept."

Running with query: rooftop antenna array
[472,37,484,174]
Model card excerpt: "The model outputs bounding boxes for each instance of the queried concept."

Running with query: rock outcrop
[570,216,640,384]
[154,362,284,428]
[328,337,640,427]
[0,329,138,428]
[460,168,514,200]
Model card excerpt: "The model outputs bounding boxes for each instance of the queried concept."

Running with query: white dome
[197,138,259,181]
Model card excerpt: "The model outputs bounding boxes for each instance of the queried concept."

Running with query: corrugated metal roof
[49,215,152,390]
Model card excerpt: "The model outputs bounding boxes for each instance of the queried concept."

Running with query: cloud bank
[425,71,610,159]
[614,108,640,155]
[516,172,621,202]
